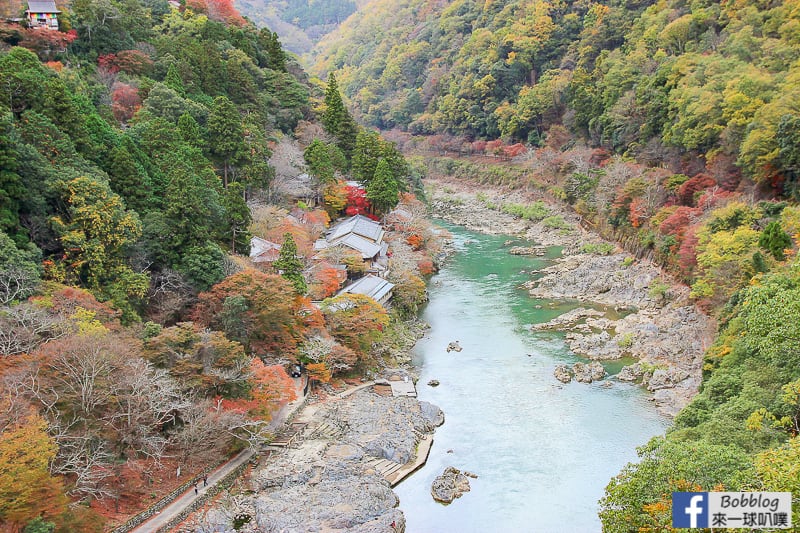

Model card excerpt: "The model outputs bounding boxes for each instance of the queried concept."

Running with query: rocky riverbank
[427,177,715,417]
[188,382,443,533]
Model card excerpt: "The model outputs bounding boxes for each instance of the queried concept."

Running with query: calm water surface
[394,223,668,533]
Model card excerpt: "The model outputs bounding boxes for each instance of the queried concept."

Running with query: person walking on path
[203,475,208,487]
[194,483,198,496]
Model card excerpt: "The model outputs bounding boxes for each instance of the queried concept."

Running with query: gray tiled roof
[331,233,383,259]
[27,1,60,13]
[327,215,384,243]
[338,274,394,302]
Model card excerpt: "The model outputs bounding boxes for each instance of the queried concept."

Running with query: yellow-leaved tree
[0,414,67,528]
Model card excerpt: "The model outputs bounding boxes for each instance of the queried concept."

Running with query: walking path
[126,378,427,532]
[129,448,255,533]
[128,376,309,533]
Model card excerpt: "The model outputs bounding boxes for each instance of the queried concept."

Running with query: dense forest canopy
[314,0,800,195]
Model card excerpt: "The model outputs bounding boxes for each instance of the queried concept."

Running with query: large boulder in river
[553,364,572,383]
[446,341,462,353]
[431,467,475,504]
[589,361,606,381]
[419,401,445,427]
[572,362,606,383]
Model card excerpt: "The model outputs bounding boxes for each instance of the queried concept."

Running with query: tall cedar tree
[222,181,251,254]
[164,63,186,96]
[274,232,307,294]
[366,158,399,215]
[207,96,244,187]
[321,73,358,159]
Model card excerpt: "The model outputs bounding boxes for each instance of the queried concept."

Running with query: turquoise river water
[394,223,668,532]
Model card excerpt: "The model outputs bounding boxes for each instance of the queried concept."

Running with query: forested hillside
[233,0,357,55]
[0,0,437,530]
[315,0,799,192]
[313,0,800,529]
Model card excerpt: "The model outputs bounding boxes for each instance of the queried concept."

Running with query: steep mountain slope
[313,0,800,192]
[234,0,357,55]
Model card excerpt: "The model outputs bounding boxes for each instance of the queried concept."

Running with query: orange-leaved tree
[321,293,389,360]
[220,359,296,420]
[193,270,303,360]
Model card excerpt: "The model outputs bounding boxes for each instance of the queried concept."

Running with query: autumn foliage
[97,50,154,76]
[0,415,67,528]
[111,83,141,123]
[185,0,247,26]
[322,293,389,358]
[192,270,303,359]
[344,185,378,219]
[219,359,295,420]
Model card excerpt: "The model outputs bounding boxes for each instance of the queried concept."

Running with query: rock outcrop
[553,364,572,383]
[525,252,715,416]
[195,389,441,532]
[509,246,547,256]
[572,362,606,383]
[431,467,476,504]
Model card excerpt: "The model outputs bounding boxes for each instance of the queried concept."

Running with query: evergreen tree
[266,31,286,72]
[321,73,359,159]
[0,112,25,244]
[207,96,244,187]
[274,233,307,294]
[164,63,186,97]
[366,158,399,215]
[304,139,335,183]
[321,73,345,136]
[107,145,153,214]
[221,181,251,254]
[177,112,203,148]
[351,129,382,185]
[257,29,286,72]
[759,221,792,261]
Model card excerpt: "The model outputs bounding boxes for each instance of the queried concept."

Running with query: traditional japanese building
[25,0,60,29]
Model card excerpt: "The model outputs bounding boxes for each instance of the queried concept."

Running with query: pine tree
[221,181,251,254]
[322,73,345,136]
[0,112,25,244]
[366,158,399,215]
[107,145,153,214]
[304,139,335,183]
[274,233,307,294]
[267,31,286,72]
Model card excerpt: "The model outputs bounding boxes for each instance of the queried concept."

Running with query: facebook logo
[673,492,709,528]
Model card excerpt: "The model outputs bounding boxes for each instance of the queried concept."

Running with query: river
[394,222,668,533]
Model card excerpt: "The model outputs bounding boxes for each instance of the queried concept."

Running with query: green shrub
[501,201,550,221]
[581,242,615,255]
[648,279,669,300]
[617,332,635,349]
[542,215,570,230]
